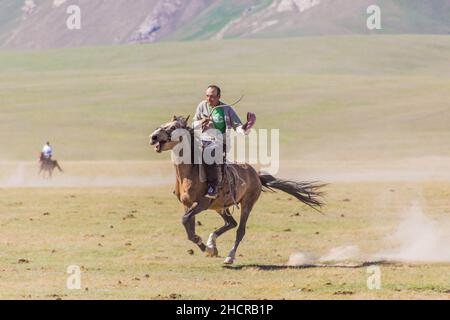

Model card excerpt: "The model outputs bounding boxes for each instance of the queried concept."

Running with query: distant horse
[149,115,325,265]
[38,153,63,179]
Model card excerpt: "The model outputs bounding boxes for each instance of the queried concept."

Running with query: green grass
[0,181,449,299]
[1,35,450,162]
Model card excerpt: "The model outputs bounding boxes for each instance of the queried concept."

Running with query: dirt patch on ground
[2,157,450,188]
[0,161,173,187]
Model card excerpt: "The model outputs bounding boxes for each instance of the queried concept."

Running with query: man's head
[46,141,50,146]
[206,85,221,107]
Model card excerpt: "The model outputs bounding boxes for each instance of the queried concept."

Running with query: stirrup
[205,191,218,199]
[205,186,218,199]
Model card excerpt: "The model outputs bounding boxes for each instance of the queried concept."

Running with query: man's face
[206,87,220,107]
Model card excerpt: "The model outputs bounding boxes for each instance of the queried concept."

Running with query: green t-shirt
[208,105,226,134]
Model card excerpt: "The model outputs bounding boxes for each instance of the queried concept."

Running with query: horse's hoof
[223,256,234,265]
[205,246,218,257]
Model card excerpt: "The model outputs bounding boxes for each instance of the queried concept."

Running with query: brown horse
[149,116,325,264]
[38,153,63,179]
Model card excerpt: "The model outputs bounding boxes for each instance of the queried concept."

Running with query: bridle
[154,122,188,143]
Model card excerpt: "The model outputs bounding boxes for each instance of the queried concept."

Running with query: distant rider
[42,141,53,160]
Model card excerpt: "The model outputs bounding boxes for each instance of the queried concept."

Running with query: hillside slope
[0,0,449,48]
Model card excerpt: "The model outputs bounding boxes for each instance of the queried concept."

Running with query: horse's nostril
[152,135,157,141]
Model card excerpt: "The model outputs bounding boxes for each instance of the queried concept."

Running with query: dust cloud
[288,203,450,266]
[0,161,173,187]
[373,203,450,262]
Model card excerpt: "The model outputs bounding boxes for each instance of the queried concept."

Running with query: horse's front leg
[182,200,209,252]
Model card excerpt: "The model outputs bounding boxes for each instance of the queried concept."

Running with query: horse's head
[149,115,190,153]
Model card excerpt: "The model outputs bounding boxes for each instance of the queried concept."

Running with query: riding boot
[204,163,219,199]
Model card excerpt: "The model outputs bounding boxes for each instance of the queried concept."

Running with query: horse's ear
[172,115,177,121]
[185,115,190,124]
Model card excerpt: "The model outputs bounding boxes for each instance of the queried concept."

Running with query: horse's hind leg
[224,198,257,265]
[55,161,63,172]
[206,209,237,257]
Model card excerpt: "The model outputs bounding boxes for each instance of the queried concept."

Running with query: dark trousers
[204,163,219,186]
[202,141,226,187]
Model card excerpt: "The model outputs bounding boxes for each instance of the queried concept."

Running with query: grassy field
[0,181,449,299]
[0,35,449,299]
[0,35,450,161]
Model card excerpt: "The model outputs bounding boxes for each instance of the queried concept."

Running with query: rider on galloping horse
[41,141,53,162]
[193,85,255,199]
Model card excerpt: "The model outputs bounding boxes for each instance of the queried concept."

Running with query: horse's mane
[187,126,196,166]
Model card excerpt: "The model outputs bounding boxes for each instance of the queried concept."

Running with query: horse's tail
[259,173,326,212]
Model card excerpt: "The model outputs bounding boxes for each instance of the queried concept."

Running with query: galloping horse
[38,153,63,179]
[149,116,325,264]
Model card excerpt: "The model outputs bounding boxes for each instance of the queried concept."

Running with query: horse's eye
[171,126,176,131]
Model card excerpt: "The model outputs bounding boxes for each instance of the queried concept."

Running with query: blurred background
[0,0,449,184]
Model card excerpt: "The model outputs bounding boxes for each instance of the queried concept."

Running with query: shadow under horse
[149,116,326,265]
[38,153,63,179]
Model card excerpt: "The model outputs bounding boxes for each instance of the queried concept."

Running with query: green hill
[0,1,449,48]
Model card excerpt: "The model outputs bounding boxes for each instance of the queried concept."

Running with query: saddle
[39,152,52,164]
[199,162,246,208]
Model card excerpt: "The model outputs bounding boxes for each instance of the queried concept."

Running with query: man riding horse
[193,85,254,199]
[149,114,324,264]
[38,141,63,178]
[149,86,323,264]
[41,141,52,161]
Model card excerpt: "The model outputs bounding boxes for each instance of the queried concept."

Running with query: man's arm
[193,101,212,131]
[193,102,204,130]
[228,106,243,130]
[228,107,255,135]
[193,102,204,121]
